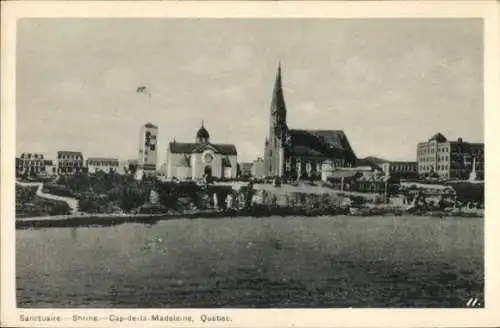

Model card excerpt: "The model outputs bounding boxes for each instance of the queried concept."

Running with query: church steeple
[265,62,288,178]
[269,62,288,145]
[271,62,286,116]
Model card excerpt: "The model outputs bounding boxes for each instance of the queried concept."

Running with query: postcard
[1,1,500,327]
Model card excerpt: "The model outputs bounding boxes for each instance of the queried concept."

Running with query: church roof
[287,129,357,161]
[169,142,237,155]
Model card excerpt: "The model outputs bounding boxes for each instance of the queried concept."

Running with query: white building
[16,153,55,176]
[165,122,237,180]
[44,160,56,176]
[87,157,119,174]
[138,122,158,177]
[57,151,85,175]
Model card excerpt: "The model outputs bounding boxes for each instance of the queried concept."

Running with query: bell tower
[138,122,158,178]
[265,62,288,177]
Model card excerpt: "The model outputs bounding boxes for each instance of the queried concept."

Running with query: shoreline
[15,208,483,230]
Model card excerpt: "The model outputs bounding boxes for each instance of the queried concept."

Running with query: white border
[2,1,500,327]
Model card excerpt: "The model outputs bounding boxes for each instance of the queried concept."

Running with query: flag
[136,86,148,93]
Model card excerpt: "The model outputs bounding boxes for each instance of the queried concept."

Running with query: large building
[165,122,237,180]
[138,123,159,177]
[264,64,357,180]
[16,153,54,176]
[379,161,418,179]
[57,151,85,175]
[87,157,119,174]
[417,133,484,180]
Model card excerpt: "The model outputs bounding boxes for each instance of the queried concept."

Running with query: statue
[469,156,477,182]
[134,169,144,181]
[149,189,160,205]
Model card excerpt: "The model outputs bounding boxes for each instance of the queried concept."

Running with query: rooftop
[169,142,237,155]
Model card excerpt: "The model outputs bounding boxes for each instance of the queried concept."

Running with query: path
[16,181,78,214]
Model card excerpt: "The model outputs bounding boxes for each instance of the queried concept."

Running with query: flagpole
[148,92,151,113]
[146,90,152,123]
[136,86,152,123]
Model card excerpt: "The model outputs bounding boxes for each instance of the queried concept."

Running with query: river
[16,215,483,308]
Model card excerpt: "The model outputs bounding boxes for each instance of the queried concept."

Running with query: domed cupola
[196,120,210,144]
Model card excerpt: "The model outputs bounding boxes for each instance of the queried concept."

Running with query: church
[264,64,358,180]
[165,122,238,180]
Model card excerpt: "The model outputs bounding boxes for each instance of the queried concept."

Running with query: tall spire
[201,120,204,128]
[271,61,286,115]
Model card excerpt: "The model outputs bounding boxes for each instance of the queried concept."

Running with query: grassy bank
[16,203,482,230]
[16,185,71,218]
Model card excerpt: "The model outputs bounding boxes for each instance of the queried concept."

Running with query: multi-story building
[138,122,158,177]
[379,161,418,179]
[87,157,119,174]
[417,133,484,180]
[57,151,86,175]
[15,153,56,176]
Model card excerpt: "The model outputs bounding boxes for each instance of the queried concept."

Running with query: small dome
[196,121,210,143]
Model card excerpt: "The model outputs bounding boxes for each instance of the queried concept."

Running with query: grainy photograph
[3,2,500,327]
[13,17,485,309]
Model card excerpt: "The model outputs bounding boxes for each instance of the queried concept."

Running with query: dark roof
[389,161,417,165]
[87,157,119,165]
[429,133,447,142]
[20,153,45,159]
[287,129,357,161]
[57,151,83,157]
[144,122,157,128]
[449,141,484,155]
[196,123,210,141]
[327,170,360,179]
[169,142,237,155]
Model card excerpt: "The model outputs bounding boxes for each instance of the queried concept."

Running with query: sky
[16,18,483,163]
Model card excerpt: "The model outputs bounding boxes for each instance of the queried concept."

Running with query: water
[16,215,484,308]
